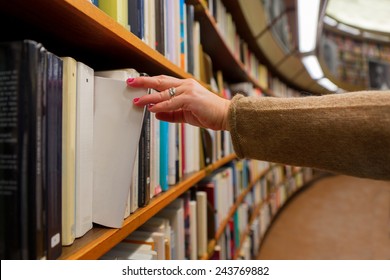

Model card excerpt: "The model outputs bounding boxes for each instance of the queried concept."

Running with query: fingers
[133,85,182,107]
[127,75,182,92]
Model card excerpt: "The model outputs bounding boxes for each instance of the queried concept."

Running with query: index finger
[127,75,182,91]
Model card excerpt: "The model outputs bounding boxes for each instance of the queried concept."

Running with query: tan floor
[257,175,390,260]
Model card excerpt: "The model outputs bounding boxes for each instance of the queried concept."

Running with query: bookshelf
[0,0,316,260]
[320,24,390,91]
[60,154,236,260]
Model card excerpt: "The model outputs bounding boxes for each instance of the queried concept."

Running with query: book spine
[60,57,76,246]
[128,0,144,40]
[155,0,166,55]
[138,106,151,207]
[19,42,46,260]
[186,4,194,75]
[45,52,63,259]
[0,41,25,259]
[159,121,169,191]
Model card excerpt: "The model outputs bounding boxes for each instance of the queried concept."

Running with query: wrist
[222,99,231,131]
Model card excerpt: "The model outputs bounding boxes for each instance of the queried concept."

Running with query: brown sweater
[228,91,390,181]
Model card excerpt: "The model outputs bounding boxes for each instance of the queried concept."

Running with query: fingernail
[127,78,134,85]
[133,97,140,103]
[148,104,154,109]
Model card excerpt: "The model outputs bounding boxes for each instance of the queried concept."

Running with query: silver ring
[168,87,176,98]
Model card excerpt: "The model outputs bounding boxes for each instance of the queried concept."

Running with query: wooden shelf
[59,154,236,260]
[188,0,269,92]
[1,0,318,261]
[0,0,192,79]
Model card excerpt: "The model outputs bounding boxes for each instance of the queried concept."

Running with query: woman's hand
[127,75,231,131]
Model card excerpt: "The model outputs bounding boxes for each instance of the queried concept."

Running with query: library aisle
[258,175,390,260]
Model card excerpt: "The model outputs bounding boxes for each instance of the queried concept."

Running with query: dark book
[138,78,151,207]
[45,51,63,259]
[200,128,213,167]
[186,4,195,75]
[27,41,47,260]
[0,40,46,259]
[180,191,191,260]
[155,0,166,55]
[128,0,144,40]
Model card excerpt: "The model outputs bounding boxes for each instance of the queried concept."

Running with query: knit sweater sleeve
[227,91,390,180]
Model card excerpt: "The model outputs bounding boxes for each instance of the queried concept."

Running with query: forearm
[228,91,390,180]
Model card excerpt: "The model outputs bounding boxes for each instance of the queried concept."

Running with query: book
[140,216,171,260]
[98,0,129,30]
[144,0,156,49]
[94,68,143,214]
[95,68,149,212]
[60,57,77,246]
[196,191,208,258]
[186,4,195,75]
[128,0,144,40]
[155,0,166,55]
[123,230,165,260]
[159,121,169,191]
[193,20,201,79]
[100,242,157,260]
[196,181,216,244]
[189,200,198,260]
[156,198,185,259]
[92,75,145,228]
[0,40,46,259]
[179,0,187,71]
[45,51,63,259]
[74,61,94,238]
[168,123,177,186]
[151,108,161,197]
[137,73,151,207]
[200,128,213,167]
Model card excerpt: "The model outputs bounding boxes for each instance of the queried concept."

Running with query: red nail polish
[133,97,140,103]
[127,78,134,84]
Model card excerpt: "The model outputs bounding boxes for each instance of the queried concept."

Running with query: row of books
[89,0,269,91]
[321,30,390,88]
[0,39,233,259]
[100,160,313,260]
[0,40,64,260]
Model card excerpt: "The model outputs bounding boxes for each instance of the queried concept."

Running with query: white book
[167,198,185,259]
[151,110,161,196]
[146,0,156,50]
[165,0,176,64]
[94,69,142,218]
[92,75,145,228]
[156,199,185,259]
[189,200,197,260]
[184,123,194,174]
[100,250,156,260]
[140,217,171,260]
[194,126,200,172]
[61,56,77,245]
[75,61,94,238]
[124,230,165,260]
[100,243,156,260]
[196,191,207,258]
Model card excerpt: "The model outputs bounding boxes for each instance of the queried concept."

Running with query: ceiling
[326,0,390,34]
